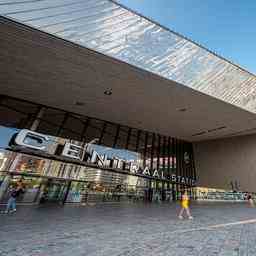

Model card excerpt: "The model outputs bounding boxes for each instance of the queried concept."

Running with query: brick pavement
[0,202,256,256]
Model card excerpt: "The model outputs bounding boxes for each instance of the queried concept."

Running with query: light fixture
[207,126,227,133]
[104,89,112,95]
[192,126,227,137]
[191,131,206,137]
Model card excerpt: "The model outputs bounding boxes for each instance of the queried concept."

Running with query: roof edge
[111,0,256,78]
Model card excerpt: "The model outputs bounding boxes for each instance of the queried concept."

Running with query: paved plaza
[1,202,256,256]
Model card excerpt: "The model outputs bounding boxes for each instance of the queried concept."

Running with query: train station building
[1,0,256,204]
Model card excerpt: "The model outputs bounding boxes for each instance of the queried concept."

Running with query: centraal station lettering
[13,129,196,186]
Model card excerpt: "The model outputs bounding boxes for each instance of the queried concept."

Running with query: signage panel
[12,129,196,186]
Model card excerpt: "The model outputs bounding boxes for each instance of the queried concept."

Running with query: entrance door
[44,179,68,203]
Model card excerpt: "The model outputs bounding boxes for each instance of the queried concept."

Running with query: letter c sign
[15,129,49,151]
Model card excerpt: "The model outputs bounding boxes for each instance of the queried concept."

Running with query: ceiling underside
[1,0,256,114]
[1,17,256,142]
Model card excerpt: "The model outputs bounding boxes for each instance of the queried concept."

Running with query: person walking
[4,181,24,214]
[178,190,193,219]
[247,193,254,207]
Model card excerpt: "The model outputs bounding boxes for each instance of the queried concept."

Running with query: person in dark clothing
[4,182,24,213]
[114,185,122,202]
[247,193,254,207]
[39,189,48,204]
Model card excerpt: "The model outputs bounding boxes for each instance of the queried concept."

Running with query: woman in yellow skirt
[178,190,193,219]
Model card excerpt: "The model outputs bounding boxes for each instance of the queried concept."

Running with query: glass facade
[0,95,196,204]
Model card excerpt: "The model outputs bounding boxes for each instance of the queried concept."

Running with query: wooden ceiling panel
[1,17,256,142]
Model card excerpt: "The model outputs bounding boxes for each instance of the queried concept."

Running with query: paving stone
[1,202,256,255]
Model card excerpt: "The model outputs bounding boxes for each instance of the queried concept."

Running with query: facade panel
[194,134,256,193]
[1,0,256,113]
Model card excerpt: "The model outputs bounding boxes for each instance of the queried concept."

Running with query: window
[0,106,28,128]
[37,108,66,136]
[101,123,117,148]
[59,114,84,141]
[116,126,129,149]
[0,97,38,129]
[82,119,104,144]
[127,128,138,152]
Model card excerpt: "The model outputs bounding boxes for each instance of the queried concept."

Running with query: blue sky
[117,0,256,74]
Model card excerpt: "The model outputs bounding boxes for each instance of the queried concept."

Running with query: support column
[30,106,45,131]
[172,183,177,202]
[0,175,11,201]
[0,153,21,201]
[62,181,72,205]
[148,179,153,202]
[33,178,47,204]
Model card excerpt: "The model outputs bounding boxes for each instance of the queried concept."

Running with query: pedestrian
[178,190,193,219]
[247,193,254,207]
[4,181,24,214]
[39,188,48,204]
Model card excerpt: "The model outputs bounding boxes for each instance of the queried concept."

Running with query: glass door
[44,179,68,202]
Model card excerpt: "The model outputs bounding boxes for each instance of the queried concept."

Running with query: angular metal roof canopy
[1,0,256,113]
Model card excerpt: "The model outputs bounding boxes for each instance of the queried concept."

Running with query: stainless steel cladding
[1,0,255,112]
